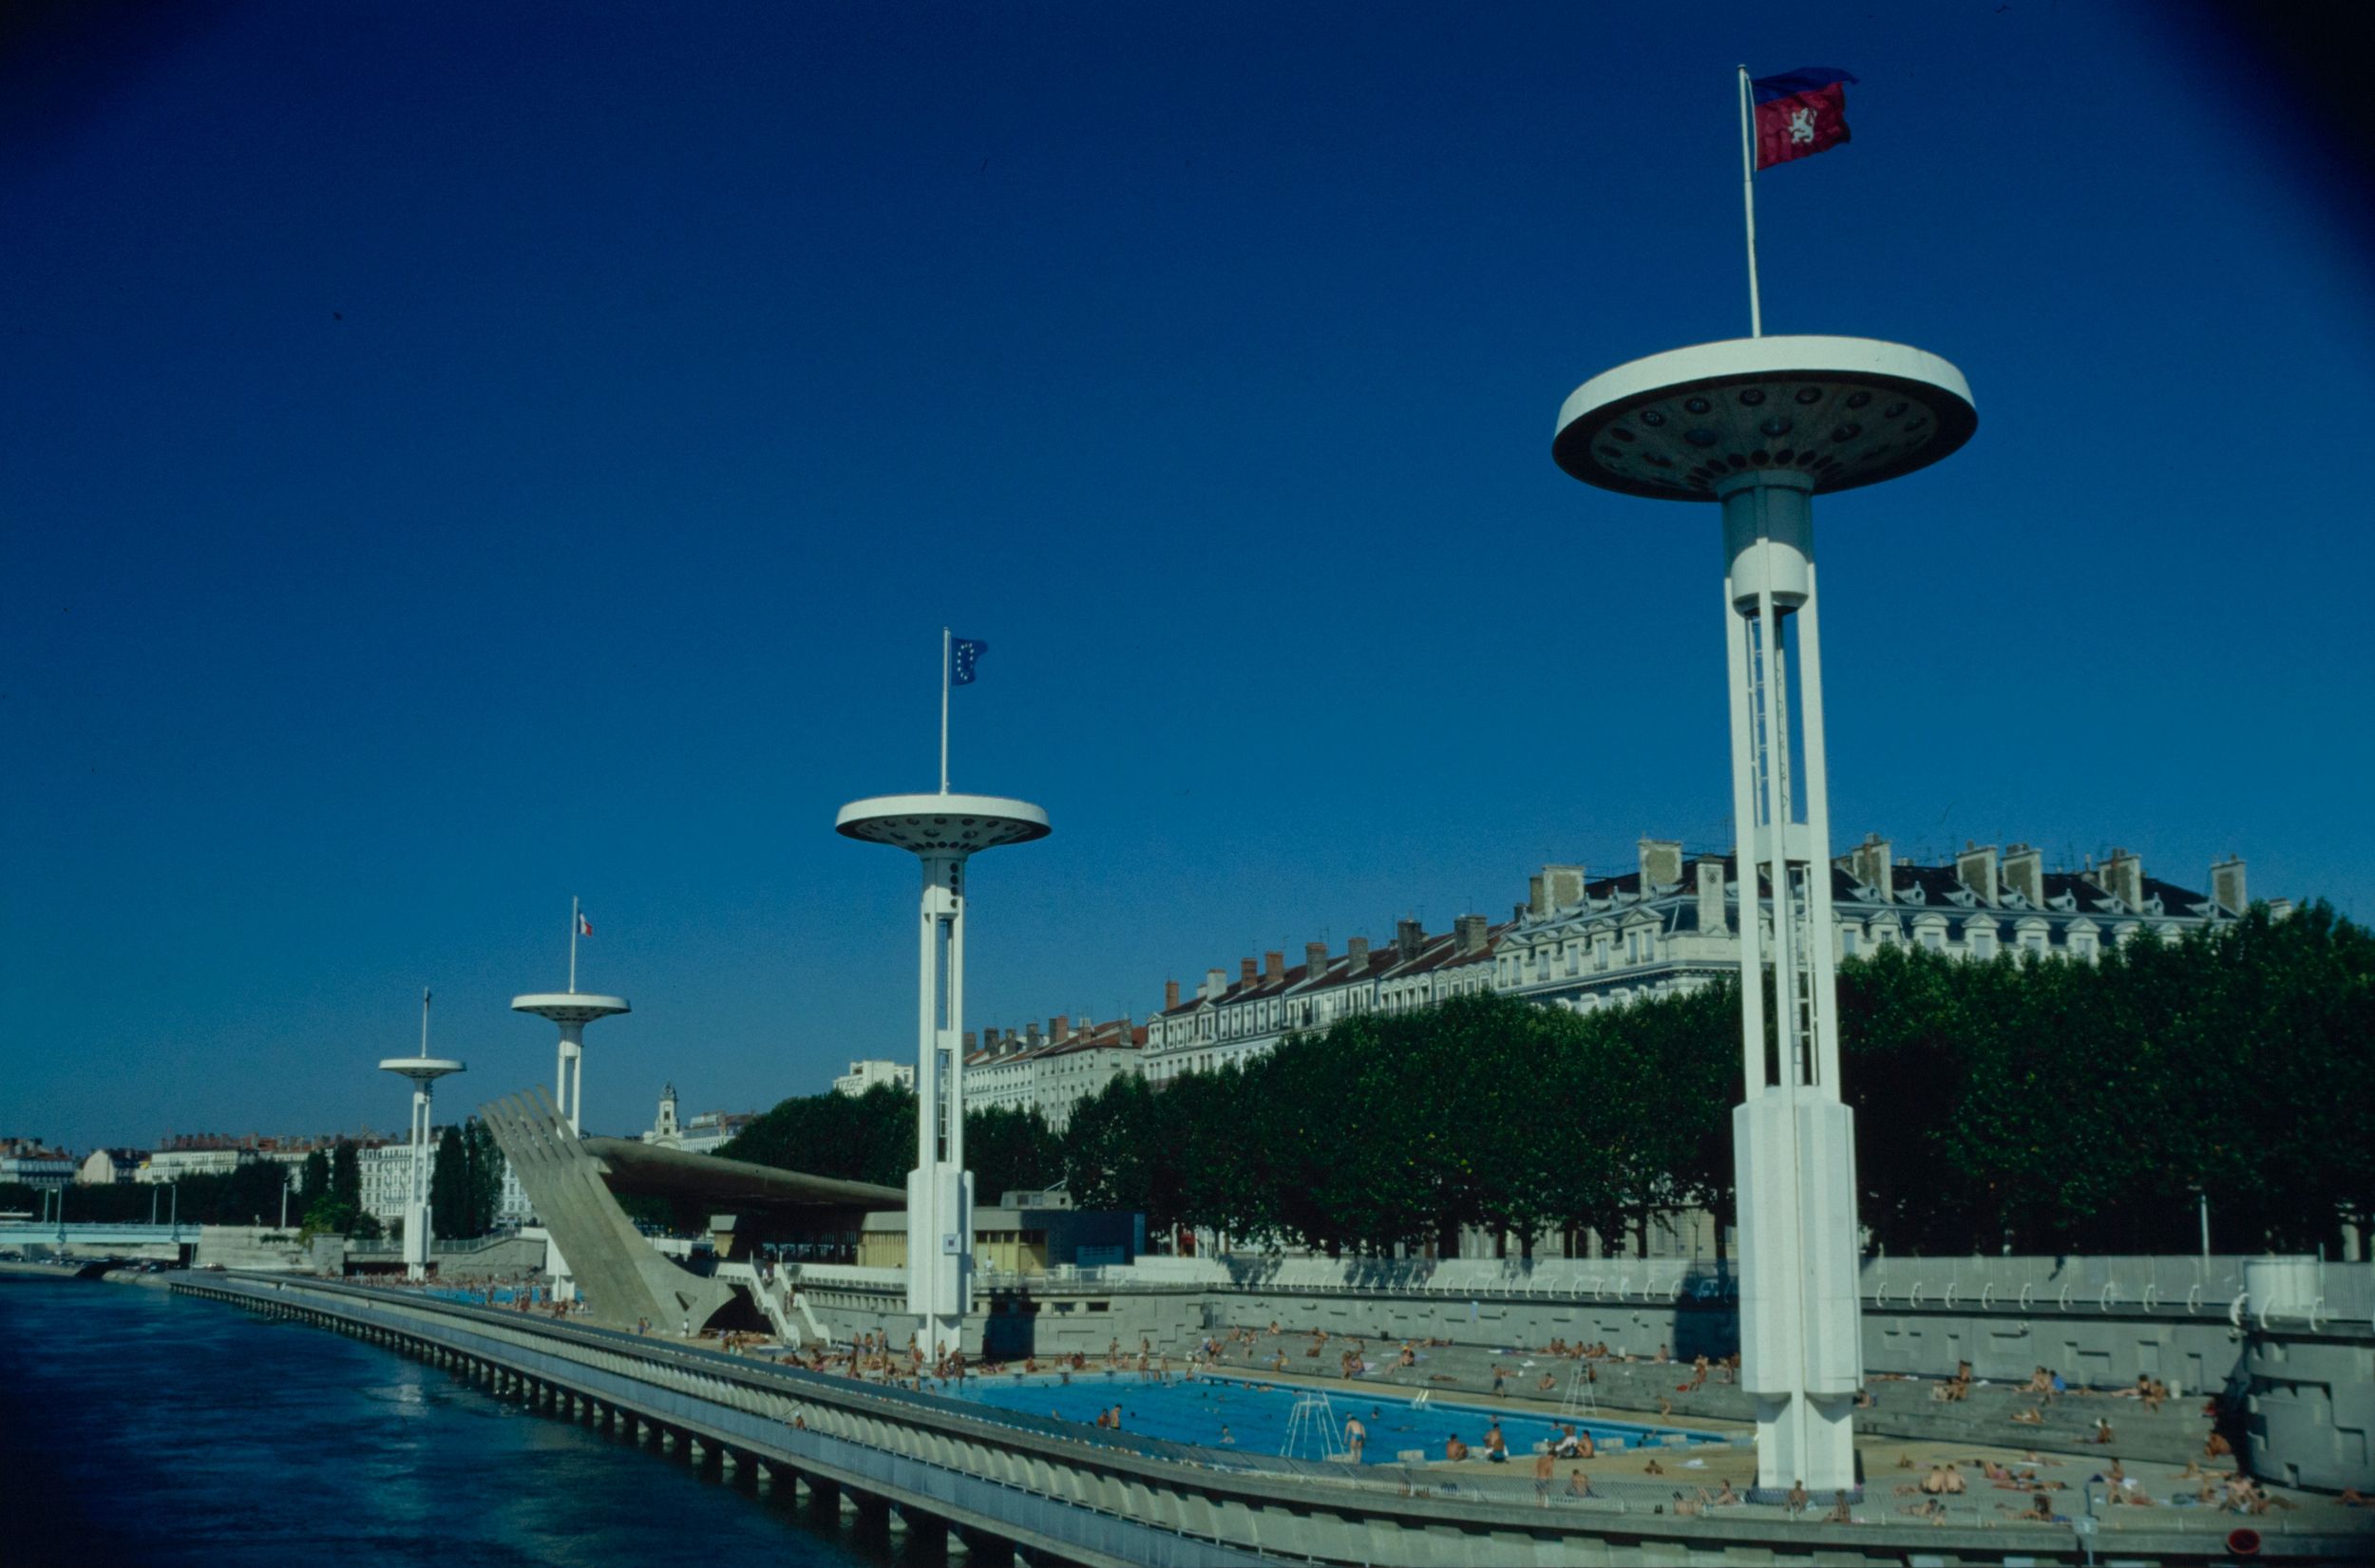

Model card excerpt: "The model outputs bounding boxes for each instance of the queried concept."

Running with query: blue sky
[5,3,2369,1152]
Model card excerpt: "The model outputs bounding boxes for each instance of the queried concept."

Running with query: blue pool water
[942,1371,1724,1464]
[429,1283,544,1306]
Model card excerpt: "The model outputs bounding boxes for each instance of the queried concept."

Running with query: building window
[1920,928,1945,953]
[1840,928,1860,956]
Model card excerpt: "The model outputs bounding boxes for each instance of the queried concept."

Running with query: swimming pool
[941,1372,1726,1464]
[427,1284,545,1307]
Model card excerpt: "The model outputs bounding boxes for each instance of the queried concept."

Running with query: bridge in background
[0,1220,198,1251]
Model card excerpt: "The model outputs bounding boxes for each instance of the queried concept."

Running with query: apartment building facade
[961,1014,1147,1132]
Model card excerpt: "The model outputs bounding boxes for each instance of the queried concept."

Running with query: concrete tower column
[1553,334,1977,1496]
[381,989,463,1283]
[837,792,1049,1362]
[1717,466,1859,1490]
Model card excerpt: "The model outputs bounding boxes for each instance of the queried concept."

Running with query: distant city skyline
[6,4,2370,1150]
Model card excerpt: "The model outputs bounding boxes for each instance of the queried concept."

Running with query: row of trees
[1054,903,2368,1259]
[428,1119,506,1240]
[1,1161,306,1230]
[1059,986,1733,1259]
[41,903,2325,1257]
[719,1086,1065,1205]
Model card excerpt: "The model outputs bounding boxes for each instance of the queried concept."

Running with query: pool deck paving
[1191,1337,2375,1544]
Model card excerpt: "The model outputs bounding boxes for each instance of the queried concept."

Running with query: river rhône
[0,1276,888,1566]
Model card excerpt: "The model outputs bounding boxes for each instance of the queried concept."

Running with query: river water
[0,1275,891,1566]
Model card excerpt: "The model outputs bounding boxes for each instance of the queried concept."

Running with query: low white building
[0,1142,75,1191]
[138,1144,253,1183]
[1492,838,2260,1016]
[1144,916,1503,1085]
[1142,837,2261,1085]
[497,1160,534,1225]
[76,1148,144,1185]
[833,1059,914,1097]
[358,1141,420,1232]
[640,1085,756,1156]
[962,1014,1145,1131]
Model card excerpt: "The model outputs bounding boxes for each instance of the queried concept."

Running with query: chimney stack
[962,1030,978,1051]
[1638,838,1682,889]
[1203,967,1226,1000]
[1264,950,1284,984]
[1844,833,1893,900]
[1346,935,1371,973]
[1955,841,2000,906]
[1304,941,1329,978]
[1164,978,1181,1010]
[1395,917,1424,963]
[2002,843,2042,906]
[1529,874,1548,917]
[1543,864,1587,909]
[1239,956,1257,986]
[2212,857,2247,914]
[1454,914,1489,954]
[1051,1015,1070,1043]
[2100,848,2143,910]
[1697,859,1728,935]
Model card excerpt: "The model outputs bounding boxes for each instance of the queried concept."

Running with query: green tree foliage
[717,1084,1067,1205]
[300,1137,378,1238]
[964,1105,1064,1205]
[331,1139,362,1210]
[466,1118,505,1237]
[1050,905,2371,1258]
[299,1148,331,1208]
[720,1084,917,1187]
[429,1125,468,1238]
[5,1163,310,1230]
[426,1119,506,1240]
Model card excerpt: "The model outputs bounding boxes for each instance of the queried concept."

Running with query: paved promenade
[1196,1322,2373,1545]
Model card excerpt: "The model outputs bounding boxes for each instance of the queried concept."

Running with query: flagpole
[568,896,579,994]
[1738,65,1763,338]
[939,627,951,795]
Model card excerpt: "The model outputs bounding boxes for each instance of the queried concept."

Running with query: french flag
[578,911,593,937]
[1752,67,1855,170]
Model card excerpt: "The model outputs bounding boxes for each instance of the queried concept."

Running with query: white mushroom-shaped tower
[836,791,1050,1360]
[1554,334,1976,1497]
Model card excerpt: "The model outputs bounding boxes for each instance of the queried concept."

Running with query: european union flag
[950,636,988,687]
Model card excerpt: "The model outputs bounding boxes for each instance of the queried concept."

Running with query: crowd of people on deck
[334,1275,2343,1532]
